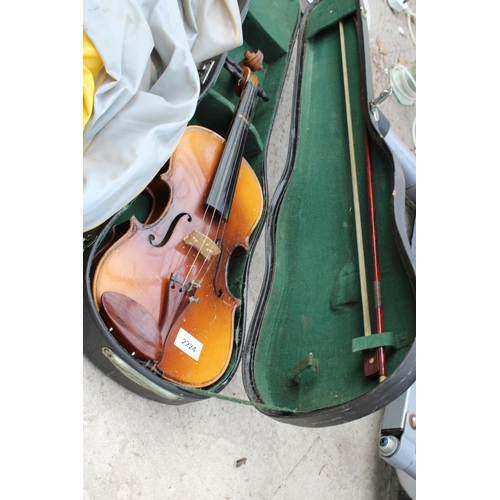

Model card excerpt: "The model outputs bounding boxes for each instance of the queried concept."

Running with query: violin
[92,51,267,388]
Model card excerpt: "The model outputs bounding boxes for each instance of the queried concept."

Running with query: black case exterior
[83,0,415,427]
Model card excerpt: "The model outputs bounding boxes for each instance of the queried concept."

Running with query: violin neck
[205,77,259,221]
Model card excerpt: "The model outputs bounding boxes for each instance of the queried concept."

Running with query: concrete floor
[83,1,416,498]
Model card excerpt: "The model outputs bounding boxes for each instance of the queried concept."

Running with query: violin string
[194,213,228,288]
[185,180,232,290]
[179,161,229,289]
[177,112,241,286]
[179,78,257,291]
[178,204,217,289]
[184,215,226,293]
[181,206,222,289]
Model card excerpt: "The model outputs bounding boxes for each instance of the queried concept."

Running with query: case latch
[369,88,392,121]
[83,233,97,250]
[198,59,215,85]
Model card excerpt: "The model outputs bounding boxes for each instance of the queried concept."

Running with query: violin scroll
[225,51,269,102]
[241,50,264,72]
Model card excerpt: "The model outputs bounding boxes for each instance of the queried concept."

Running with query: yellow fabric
[83,31,104,129]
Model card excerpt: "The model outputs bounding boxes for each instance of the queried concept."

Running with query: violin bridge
[184,231,221,259]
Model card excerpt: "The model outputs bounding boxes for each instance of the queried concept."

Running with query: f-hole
[148,212,192,248]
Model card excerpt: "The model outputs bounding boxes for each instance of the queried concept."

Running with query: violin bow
[338,19,387,383]
[364,128,388,383]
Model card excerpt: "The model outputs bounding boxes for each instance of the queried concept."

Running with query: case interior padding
[248,11,416,412]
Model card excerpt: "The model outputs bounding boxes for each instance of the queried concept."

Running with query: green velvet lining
[251,16,416,412]
[244,0,299,64]
[306,0,357,39]
[351,332,409,352]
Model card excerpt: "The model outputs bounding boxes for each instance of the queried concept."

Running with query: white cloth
[83,0,243,232]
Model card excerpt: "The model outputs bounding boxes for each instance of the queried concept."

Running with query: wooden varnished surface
[93,126,263,387]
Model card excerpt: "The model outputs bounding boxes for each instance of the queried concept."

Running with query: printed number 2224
[182,338,196,352]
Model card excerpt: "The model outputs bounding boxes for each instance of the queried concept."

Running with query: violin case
[83,0,416,427]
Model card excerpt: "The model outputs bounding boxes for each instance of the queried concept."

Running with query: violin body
[92,126,263,387]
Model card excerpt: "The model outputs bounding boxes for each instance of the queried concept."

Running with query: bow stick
[339,20,386,382]
[338,21,371,346]
[364,128,388,383]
